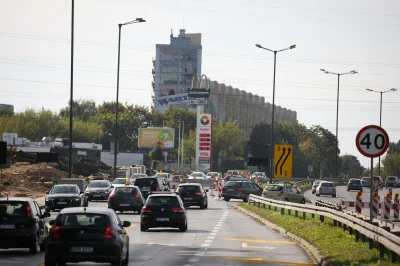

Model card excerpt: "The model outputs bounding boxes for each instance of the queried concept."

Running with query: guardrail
[248,194,400,263]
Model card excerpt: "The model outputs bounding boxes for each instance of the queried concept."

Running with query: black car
[0,197,50,253]
[45,184,87,212]
[347,178,363,192]
[108,186,145,213]
[176,183,208,209]
[140,192,187,232]
[45,207,131,266]
[85,180,113,201]
[221,181,263,202]
[134,177,169,199]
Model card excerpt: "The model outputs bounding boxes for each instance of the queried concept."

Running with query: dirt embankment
[0,162,78,199]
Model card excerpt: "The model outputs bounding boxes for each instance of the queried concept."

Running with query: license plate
[184,198,193,200]
[119,204,129,206]
[93,195,101,197]
[57,202,67,205]
[156,218,169,221]
[70,247,94,253]
[0,224,15,229]
[142,187,149,191]
[227,189,234,191]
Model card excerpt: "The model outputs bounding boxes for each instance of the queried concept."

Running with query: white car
[111,178,130,188]
[155,173,173,182]
[206,172,220,180]
[188,172,206,180]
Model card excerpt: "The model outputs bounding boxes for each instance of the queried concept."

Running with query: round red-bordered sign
[355,125,389,158]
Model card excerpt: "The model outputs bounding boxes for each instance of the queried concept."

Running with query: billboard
[155,93,196,114]
[0,104,14,115]
[138,128,175,149]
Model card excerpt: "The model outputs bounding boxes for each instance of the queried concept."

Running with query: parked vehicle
[347,178,363,192]
[316,181,336,197]
[221,181,262,202]
[0,197,50,253]
[262,183,306,204]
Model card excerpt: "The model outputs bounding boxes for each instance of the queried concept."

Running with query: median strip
[238,203,400,265]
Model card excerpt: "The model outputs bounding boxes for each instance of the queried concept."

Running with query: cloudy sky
[1,0,399,168]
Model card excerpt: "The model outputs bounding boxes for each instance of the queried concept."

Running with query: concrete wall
[207,79,297,135]
[100,152,144,167]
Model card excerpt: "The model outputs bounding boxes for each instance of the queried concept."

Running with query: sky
[1,0,400,168]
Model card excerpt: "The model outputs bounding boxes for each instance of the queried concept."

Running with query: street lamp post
[255,44,296,183]
[366,88,397,175]
[113,18,146,180]
[68,0,75,178]
[320,69,358,179]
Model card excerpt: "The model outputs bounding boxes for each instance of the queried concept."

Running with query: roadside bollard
[355,192,362,214]
[383,193,391,220]
[393,193,399,220]
[371,192,379,219]
[255,178,259,183]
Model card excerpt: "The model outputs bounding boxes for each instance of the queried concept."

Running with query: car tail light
[235,188,243,193]
[26,204,32,218]
[172,207,184,213]
[222,187,226,191]
[109,194,115,199]
[52,226,60,239]
[319,187,323,191]
[332,188,336,191]
[195,192,203,195]
[156,185,159,191]
[142,207,152,213]
[277,191,283,196]
[104,227,115,239]
[135,194,140,198]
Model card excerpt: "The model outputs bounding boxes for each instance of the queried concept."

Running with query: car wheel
[244,194,250,202]
[347,188,349,191]
[284,198,289,202]
[312,191,315,194]
[122,243,129,266]
[39,238,46,252]
[224,198,230,202]
[120,211,124,214]
[29,235,39,254]
[300,198,306,204]
[140,225,147,232]
[205,201,208,209]
[111,256,122,266]
[316,194,320,197]
[56,262,66,266]
[200,202,205,209]
[332,194,336,198]
[179,224,187,232]
[44,257,56,266]
[137,209,142,214]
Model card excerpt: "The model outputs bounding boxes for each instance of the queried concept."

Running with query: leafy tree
[181,130,196,164]
[59,99,97,122]
[149,145,165,161]
[382,154,400,177]
[339,154,364,178]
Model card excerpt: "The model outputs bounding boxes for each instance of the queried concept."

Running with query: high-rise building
[152,29,202,113]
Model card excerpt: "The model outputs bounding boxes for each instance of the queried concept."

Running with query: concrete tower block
[218,83,227,120]
[226,86,234,120]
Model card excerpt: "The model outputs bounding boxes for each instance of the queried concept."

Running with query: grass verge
[239,203,400,266]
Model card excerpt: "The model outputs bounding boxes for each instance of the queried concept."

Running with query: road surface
[0,197,313,266]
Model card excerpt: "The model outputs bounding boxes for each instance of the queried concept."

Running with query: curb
[234,205,329,266]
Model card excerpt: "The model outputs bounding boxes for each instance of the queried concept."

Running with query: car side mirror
[45,191,49,195]
[42,211,51,218]
[122,221,131,227]
[49,220,55,226]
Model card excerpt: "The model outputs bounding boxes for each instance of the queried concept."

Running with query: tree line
[0,99,372,177]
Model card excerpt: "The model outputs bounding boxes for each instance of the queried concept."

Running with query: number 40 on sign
[356,125,389,158]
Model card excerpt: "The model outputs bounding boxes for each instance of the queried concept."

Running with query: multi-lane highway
[305,185,400,206]
[0,197,313,266]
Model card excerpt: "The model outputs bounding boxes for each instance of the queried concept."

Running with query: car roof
[0,197,32,202]
[319,181,333,184]
[179,183,201,186]
[148,193,179,198]
[114,178,126,180]
[60,207,112,214]
[54,184,78,186]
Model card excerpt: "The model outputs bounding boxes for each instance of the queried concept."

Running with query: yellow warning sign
[274,144,293,178]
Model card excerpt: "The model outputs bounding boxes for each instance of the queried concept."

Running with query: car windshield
[56,213,109,227]
[51,186,78,194]
[224,181,242,188]
[134,178,158,186]
[89,181,110,188]
[113,179,126,184]
[0,201,27,219]
[265,185,283,191]
[177,185,201,192]
[146,196,180,207]
[114,187,138,194]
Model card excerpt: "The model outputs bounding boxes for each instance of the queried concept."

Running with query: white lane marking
[201,243,210,247]
[207,235,216,240]
[212,230,219,233]
[188,257,200,262]
[204,239,213,243]
[241,243,277,250]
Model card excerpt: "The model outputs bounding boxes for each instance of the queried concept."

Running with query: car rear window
[387,177,396,180]
[350,180,360,183]
[321,183,334,187]
[89,181,110,188]
[134,178,158,186]
[114,187,138,194]
[56,213,109,227]
[177,185,201,192]
[224,182,242,188]
[230,177,247,181]
[0,201,27,219]
[113,179,126,184]
[265,185,283,191]
[51,186,78,194]
[146,196,180,207]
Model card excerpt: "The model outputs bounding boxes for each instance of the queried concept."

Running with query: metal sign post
[356,125,389,224]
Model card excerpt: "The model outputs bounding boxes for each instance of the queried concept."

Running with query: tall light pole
[366,88,397,175]
[255,43,296,183]
[68,0,75,178]
[320,69,358,178]
[113,18,146,179]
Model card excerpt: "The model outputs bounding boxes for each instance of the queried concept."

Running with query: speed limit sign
[356,125,389,158]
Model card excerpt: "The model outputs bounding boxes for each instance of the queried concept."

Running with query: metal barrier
[247,194,400,263]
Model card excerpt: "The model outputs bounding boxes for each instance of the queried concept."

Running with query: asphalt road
[304,185,400,205]
[0,197,313,266]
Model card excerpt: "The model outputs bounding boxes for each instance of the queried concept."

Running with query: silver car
[311,180,322,194]
[316,181,336,197]
[262,183,306,204]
